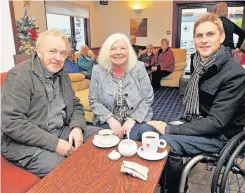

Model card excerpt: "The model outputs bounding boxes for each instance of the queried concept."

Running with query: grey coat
[89,62,154,125]
[1,55,86,161]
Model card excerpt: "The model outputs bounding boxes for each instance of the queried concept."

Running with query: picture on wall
[130,18,147,37]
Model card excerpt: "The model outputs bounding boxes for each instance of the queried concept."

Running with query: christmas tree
[16,6,39,55]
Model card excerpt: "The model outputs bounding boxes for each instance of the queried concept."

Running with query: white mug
[94,129,114,145]
[142,131,167,157]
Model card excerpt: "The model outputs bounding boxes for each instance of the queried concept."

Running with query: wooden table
[27,138,170,193]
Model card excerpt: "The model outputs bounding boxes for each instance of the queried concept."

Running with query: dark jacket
[132,45,146,55]
[1,55,86,161]
[166,48,245,139]
[64,59,83,73]
[138,53,154,65]
[220,16,245,49]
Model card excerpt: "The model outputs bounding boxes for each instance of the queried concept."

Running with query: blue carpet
[152,87,185,122]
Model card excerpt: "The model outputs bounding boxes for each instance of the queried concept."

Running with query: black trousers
[152,66,171,89]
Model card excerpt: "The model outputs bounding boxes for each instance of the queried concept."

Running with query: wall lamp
[133,4,142,14]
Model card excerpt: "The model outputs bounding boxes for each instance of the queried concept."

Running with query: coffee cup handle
[158,139,167,148]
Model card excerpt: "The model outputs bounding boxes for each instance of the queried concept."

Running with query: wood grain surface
[27,138,170,193]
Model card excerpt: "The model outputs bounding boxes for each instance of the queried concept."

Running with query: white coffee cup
[94,129,114,145]
[142,131,167,157]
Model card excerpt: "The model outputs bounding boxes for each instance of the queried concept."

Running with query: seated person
[147,13,245,193]
[77,45,96,79]
[64,49,87,76]
[1,29,100,178]
[89,33,154,140]
[237,49,245,66]
[151,38,175,90]
[130,35,146,55]
[138,44,154,71]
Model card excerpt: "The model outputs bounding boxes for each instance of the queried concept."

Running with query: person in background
[77,45,96,79]
[89,33,154,140]
[130,35,146,56]
[146,13,245,193]
[237,48,245,66]
[64,49,87,76]
[151,38,175,90]
[213,2,245,55]
[1,29,100,178]
[138,44,155,71]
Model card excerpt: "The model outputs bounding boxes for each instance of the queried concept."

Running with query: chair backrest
[1,72,7,86]
[13,55,31,65]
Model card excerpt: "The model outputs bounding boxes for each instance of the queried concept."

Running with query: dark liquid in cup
[145,136,156,139]
[101,134,110,136]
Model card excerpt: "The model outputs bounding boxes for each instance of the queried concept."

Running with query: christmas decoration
[16,5,39,55]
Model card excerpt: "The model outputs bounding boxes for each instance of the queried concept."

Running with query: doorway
[174,1,245,73]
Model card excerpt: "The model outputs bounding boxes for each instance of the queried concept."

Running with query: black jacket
[167,48,245,138]
[132,45,146,55]
[220,16,245,49]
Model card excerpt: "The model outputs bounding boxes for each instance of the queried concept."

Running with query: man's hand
[151,66,157,71]
[107,117,124,138]
[144,63,149,67]
[147,121,167,134]
[55,139,72,156]
[122,118,136,135]
[69,127,83,151]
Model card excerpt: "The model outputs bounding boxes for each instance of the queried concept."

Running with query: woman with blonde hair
[213,2,245,54]
[89,33,155,139]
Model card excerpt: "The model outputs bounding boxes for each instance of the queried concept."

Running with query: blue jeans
[158,134,228,193]
[99,123,155,141]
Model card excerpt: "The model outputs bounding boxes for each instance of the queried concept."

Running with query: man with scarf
[147,13,245,193]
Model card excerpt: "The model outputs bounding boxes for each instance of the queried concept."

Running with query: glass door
[180,8,207,73]
[176,2,245,74]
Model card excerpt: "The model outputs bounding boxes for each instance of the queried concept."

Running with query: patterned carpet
[152,87,185,122]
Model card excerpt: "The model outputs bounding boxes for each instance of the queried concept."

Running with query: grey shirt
[41,65,66,133]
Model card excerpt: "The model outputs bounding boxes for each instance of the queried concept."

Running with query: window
[74,17,85,51]
[45,1,90,51]
[46,13,86,51]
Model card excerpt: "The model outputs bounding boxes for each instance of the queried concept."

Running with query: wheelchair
[179,130,245,193]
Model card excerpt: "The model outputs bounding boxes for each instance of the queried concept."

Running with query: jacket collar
[212,46,231,72]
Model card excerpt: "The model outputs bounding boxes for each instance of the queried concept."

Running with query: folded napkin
[120,161,149,180]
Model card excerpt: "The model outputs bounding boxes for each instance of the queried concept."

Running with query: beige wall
[13,0,47,33]
[91,1,173,47]
[13,1,173,48]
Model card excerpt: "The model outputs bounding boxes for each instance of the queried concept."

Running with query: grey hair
[36,29,70,52]
[80,44,89,51]
[161,38,169,45]
[98,33,137,72]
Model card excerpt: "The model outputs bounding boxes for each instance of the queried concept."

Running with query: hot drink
[142,132,167,157]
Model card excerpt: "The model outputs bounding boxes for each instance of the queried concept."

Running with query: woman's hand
[147,121,167,134]
[107,117,124,138]
[122,118,136,135]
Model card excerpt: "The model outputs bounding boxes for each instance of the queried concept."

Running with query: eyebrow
[196,31,215,35]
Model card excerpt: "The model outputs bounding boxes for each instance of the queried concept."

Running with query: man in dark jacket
[130,35,146,55]
[1,29,100,178]
[147,13,245,193]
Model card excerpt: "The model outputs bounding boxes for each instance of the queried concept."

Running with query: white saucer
[93,135,120,148]
[137,146,168,161]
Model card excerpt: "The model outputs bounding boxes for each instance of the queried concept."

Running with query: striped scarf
[183,46,224,118]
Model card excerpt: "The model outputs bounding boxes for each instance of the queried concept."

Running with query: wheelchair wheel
[211,131,245,193]
[220,140,245,193]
